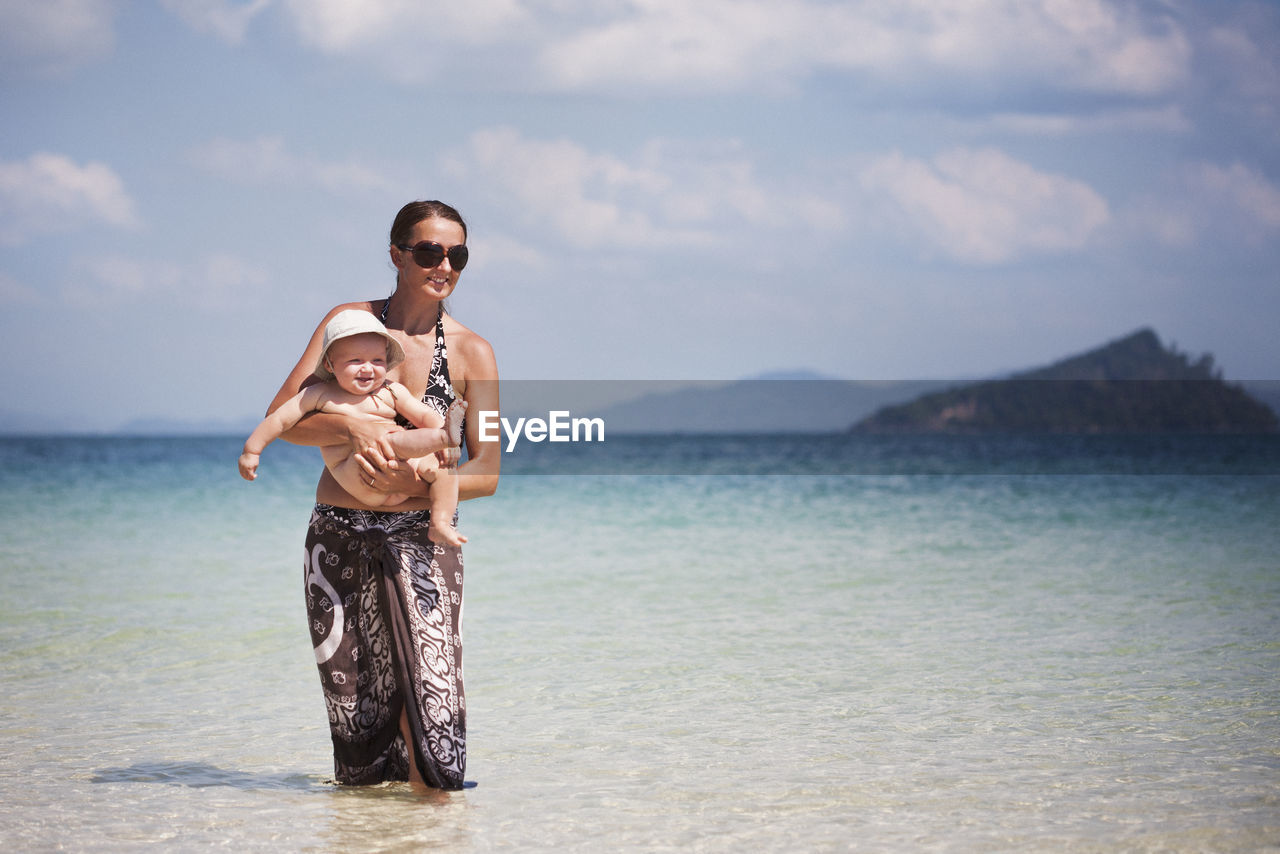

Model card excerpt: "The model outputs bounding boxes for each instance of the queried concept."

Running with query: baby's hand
[445,399,468,447]
[238,452,259,481]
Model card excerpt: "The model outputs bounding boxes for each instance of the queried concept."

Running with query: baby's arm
[381,383,467,459]
[239,385,328,480]
[386,382,444,429]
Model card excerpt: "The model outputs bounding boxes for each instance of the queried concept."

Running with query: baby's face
[326,333,390,395]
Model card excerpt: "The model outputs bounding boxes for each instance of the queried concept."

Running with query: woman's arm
[454,337,501,500]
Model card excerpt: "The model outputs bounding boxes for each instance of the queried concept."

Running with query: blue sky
[2,0,1278,431]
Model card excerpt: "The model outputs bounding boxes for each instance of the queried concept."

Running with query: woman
[268,200,499,790]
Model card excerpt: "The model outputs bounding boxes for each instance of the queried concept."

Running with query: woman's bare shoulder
[324,299,382,319]
[442,315,497,379]
[443,316,494,356]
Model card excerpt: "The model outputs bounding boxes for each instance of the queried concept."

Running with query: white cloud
[872,0,1193,97]
[0,152,140,245]
[280,0,394,50]
[1121,160,1280,250]
[446,128,682,249]
[1203,8,1280,124]
[444,128,843,250]
[160,0,271,44]
[538,1,807,94]
[1195,162,1280,230]
[196,253,274,308]
[64,253,271,308]
[592,0,1150,95]
[859,147,1111,264]
[267,0,1190,98]
[1186,161,1280,246]
[187,136,394,195]
[271,0,539,87]
[469,232,552,273]
[1123,201,1196,250]
[976,106,1192,136]
[639,138,844,233]
[89,256,183,299]
[0,0,117,77]
[280,0,530,51]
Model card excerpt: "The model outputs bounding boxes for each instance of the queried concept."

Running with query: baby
[239,310,467,545]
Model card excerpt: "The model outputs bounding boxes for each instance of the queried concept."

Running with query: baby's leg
[420,457,465,546]
[445,399,468,448]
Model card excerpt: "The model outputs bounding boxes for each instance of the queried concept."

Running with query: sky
[2,0,1278,432]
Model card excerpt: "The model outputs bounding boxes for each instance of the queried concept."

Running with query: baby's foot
[445,399,468,447]
[430,520,468,547]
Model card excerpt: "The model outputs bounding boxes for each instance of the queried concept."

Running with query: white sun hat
[313,309,406,380]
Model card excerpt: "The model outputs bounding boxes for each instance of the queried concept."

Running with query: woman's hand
[355,444,425,496]
[346,418,424,496]
[345,415,398,455]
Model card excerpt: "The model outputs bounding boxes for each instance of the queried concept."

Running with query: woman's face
[392,216,467,302]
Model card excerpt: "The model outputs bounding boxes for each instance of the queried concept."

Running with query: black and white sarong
[304,503,466,788]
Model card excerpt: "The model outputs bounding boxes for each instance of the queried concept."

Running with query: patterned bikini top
[380,296,456,422]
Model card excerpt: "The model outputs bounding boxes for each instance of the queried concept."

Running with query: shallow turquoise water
[1,437,1277,851]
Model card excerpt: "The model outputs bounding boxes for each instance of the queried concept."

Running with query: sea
[1,433,1278,852]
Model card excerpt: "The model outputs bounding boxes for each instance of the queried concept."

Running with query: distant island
[851,329,1278,434]
[3,329,1274,437]
[586,374,954,433]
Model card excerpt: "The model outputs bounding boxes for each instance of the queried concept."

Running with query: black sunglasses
[396,241,469,271]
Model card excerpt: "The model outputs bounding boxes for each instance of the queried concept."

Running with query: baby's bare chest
[320,390,398,420]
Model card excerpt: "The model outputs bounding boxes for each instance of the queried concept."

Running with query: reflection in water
[90,762,477,849]
[91,762,325,791]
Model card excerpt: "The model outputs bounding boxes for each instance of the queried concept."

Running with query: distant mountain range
[587,374,954,433]
[3,330,1275,436]
[852,329,1278,434]
[0,411,261,437]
